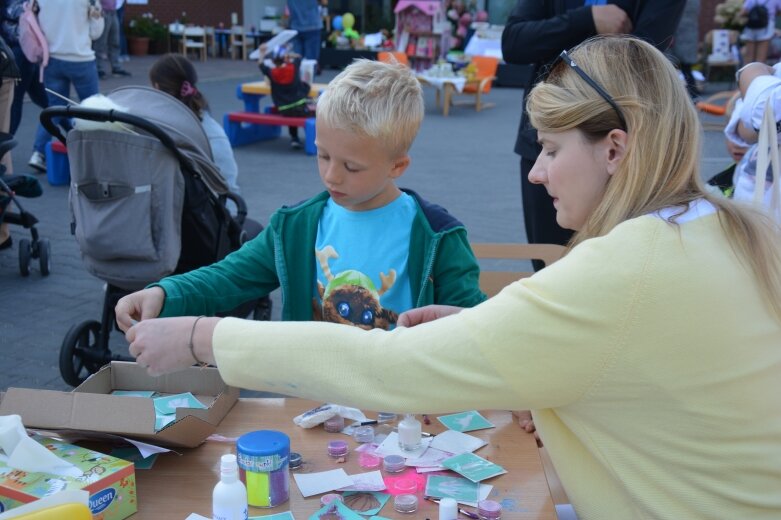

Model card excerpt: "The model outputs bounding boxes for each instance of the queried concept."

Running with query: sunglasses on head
[554,50,628,131]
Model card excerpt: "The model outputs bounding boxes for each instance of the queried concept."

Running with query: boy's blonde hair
[316,59,424,157]
[528,35,781,319]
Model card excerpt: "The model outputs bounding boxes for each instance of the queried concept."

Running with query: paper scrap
[441,452,506,482]
[249,29,299,60]
[429,430,486,455]
[185,515,211,520]
[374,431,430,458]
[339,470,386,491]
[461,484,493,507]
[424,474,479,502]
[111,390,156,397]
[293,469,353,497]
[404,447,452,467]
[124,437,172,458]
[110,447,159,469]
[153,392,207,415]
[342,491,391,516]
[309,500,364,520]
[437,411,494,432]
[250,512,296,520]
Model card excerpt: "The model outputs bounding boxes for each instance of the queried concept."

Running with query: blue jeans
[42,58,99,148]
[10,45,50,154]
[292,29,321,62]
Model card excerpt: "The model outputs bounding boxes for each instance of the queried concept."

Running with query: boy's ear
[390,154,411,179]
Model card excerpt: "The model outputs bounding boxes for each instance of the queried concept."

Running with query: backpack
[18,0,47,80]
[746,2,769,29]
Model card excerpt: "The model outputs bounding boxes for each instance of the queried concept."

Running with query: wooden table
[134,399,557,519]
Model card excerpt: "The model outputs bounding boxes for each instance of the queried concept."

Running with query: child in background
[116,59,486,331]
[257,43,314,150]
[149,53,240,195]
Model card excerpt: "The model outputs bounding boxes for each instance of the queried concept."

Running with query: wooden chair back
[463,55,499,94]
[229,26,250,60]
[181,26,207,62]
[471,243,566,297]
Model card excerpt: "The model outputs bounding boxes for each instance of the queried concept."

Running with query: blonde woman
[124,36,781,519]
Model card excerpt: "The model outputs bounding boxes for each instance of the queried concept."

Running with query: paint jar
[394,478,417,495]
[320,493,344,506]
[353,425,375,443]
[377,412,397,423]
[359,452,382,468]
[288,452,303,471]
[477,500,502,520]
[439,497,458,520]
[236,430,290,507]
[382,454,406,473]
[324,415,345,433]
[393,494,418,514]
[327,440,349,459]
[398,414,422,452]
[375,412,397,443]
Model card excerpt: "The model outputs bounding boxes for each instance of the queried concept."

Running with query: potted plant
[714,0,747,31]
[127,13,167,55]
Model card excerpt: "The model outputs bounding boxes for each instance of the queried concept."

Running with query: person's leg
[32,58,72,171]
[520,156,573,270]
[742,40,758,63]
[106,12,127,74]
[117,5,128,59]
[756,39,771,64]
[93,17,110,78]
[291,34,305,57]
[69,59,100,101]
[302,30,321,61]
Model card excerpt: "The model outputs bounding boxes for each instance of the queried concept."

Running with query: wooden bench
[224,109,317,155]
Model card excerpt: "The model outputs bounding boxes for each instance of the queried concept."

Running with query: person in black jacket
[501,0,685,269]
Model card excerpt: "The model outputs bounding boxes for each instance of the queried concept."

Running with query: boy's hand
[115,287,166,332]
[397,305,464,327]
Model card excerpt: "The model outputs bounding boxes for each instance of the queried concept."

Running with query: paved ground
[0,54,733,392]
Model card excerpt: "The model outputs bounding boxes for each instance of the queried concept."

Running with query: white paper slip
[249,29,298,60]
[405,447,452,467]
[461,484,493,507]
[339,470,386,491]
[429,430,486,454]
[293,469,353,497]
[374,431,431,459]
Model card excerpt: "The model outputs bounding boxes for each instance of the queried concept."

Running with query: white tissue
[0,415,82,478]
[293,404,368,428]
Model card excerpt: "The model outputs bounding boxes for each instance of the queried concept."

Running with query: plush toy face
[321,284,398,330]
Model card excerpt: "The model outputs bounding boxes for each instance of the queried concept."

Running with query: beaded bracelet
[189,315,209,367]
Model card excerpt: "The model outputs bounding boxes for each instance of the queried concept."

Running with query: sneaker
[98,70,107,80]
[112,69,131,77]
[290,139,303,150]
[119,55,130,62]
[28,151,46,173]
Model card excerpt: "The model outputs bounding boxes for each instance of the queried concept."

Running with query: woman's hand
[126,316,220,376]
[397,305,464,327]
[115,287,165,332]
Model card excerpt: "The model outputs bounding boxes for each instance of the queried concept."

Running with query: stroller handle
[39,106,192,169]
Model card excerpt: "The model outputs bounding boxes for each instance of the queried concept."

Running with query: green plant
[714,0,747,30]
[127,12,167,41]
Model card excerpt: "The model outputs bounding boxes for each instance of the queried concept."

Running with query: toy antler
[315,246,338,282]
[378,269,396,296]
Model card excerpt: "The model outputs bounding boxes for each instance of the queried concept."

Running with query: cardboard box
[0,436,136,520]
[0,362,238,448]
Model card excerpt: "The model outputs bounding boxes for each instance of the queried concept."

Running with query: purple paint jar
[383,454,405,473]
[477,500,502,520]
[324,415,345,433]
[327,440,349,458]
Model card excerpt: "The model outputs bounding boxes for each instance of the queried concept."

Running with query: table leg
[443,83,454,117]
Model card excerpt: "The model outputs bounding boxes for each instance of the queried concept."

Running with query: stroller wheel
[60,320,103,386]
[18,239,31,276]
[38,238,51,276]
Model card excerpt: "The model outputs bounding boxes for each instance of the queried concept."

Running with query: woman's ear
[605,129,628,176]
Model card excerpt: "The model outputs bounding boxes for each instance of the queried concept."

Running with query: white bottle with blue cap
[213,453,248,520]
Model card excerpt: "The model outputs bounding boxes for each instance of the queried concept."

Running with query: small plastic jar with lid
[359,452,382,468]
[382,454,406,473]
[394,478,417,495]
[353,425,375,443]
[393,494,418,514]
[377,412,397,423]
[324,415,345,433]
[320,493,344,506]
[477,499,502,520]
[288,452,303,471]
[327,440,349,459]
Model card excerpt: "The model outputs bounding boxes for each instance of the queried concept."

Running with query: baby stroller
[40,86,271,386]
[0,133,50,276]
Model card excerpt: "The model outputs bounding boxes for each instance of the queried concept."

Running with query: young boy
[115,59,486,331]
[257,43,313,149]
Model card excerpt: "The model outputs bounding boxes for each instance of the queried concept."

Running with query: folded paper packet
[0,415,81,478]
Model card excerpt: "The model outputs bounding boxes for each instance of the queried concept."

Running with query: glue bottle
[213,453,248,520]
[398,413,422,452]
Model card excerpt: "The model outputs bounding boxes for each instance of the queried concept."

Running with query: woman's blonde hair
[528,35,781,318]
[316,59,424,157]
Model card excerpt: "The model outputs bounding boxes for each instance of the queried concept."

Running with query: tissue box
[0,436,136,520]
[0,361,239,448]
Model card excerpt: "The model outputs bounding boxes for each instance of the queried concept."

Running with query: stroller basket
[40,87,269,386]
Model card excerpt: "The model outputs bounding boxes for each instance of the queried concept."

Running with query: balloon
[332,15,343,31]
[343,28,359,39]
[342,12,355,30]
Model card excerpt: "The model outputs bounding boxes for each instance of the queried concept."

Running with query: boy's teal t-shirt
[313,193,416,329]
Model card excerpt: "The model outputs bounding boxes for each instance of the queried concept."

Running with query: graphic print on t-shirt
[312,245,399,330]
